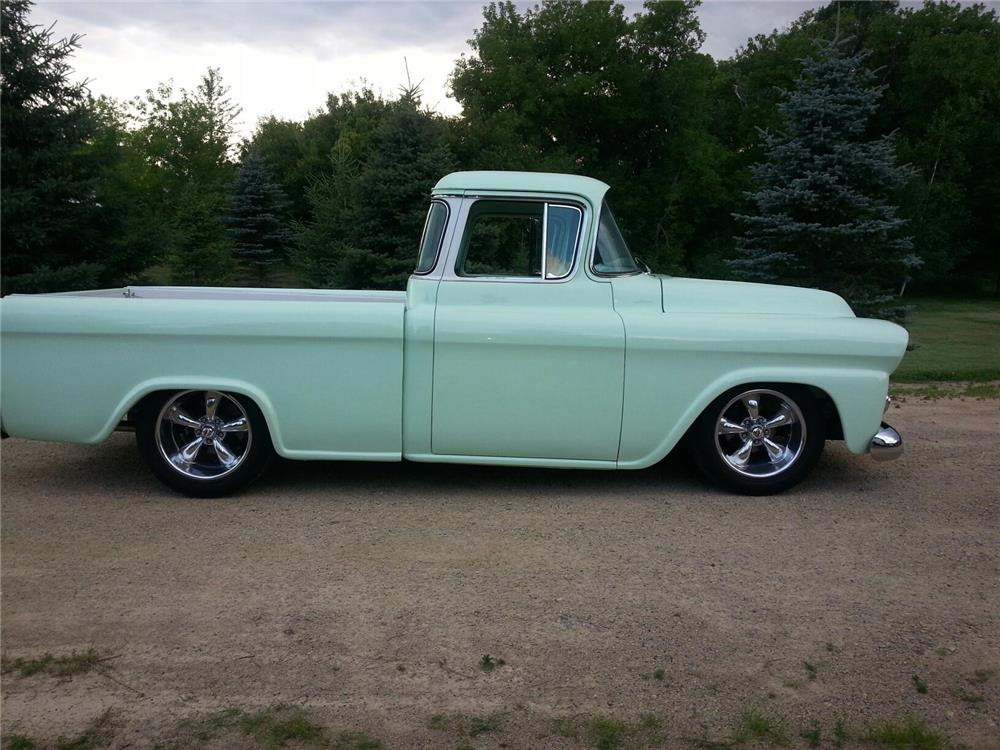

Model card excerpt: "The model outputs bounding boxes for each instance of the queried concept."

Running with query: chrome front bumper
[870,423,903,461]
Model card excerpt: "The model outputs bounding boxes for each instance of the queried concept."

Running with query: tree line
[2,0,998,313]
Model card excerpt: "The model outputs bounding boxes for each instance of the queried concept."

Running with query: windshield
[593,202,639,275]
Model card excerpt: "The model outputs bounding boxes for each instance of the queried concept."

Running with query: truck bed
[0,287,406,459]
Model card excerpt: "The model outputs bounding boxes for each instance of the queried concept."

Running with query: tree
[719,1,1000,292]
[731,40,918,319]
[450,0,734,274]
[127,68,241,284]
[224,153,293,285]
[0,0,134,293]
[296,86,455,289]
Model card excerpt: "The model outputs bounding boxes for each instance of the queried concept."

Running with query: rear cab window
[414,201,449,274]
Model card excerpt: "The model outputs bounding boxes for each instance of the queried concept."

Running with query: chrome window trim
[412,199,451,276]
[444,197,586,285]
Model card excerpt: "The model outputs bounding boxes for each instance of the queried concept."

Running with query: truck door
[431,198,625,462]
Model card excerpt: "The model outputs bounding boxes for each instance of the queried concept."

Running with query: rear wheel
[136,390,273,497]
[689,385,825,495]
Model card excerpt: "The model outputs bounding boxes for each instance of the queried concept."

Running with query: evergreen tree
[296,86,455,290]
[730,40,918,318]
[348,87,456,289]
[224,153,293,285]
[1,0,114,293]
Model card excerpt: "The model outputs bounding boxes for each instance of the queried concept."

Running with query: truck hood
[660,276,855,318]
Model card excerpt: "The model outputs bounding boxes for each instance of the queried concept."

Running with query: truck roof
[432,171,611,207]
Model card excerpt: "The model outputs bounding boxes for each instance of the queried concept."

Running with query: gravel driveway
[1,397,998,749]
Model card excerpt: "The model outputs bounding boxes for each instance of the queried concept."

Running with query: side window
[456,200,582,279]
[414,201,449,274]
[545,205,582,279]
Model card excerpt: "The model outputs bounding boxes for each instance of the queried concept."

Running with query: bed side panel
[0,296,404,460]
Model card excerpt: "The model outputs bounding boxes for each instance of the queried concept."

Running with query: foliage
[719,0,1000,293]
[0,0,139,293]
[224,152,293,285]
[2,0,999,300]
[294,85,454,289]
[451,0,734,274]
[125,68,241,284]
[731,39,917,319]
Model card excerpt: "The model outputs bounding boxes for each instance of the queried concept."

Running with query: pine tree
[730,39,919,319]
[1,0,107,293]
[296,85,455,290]
[224,153,293,286]
[348,87,456,289]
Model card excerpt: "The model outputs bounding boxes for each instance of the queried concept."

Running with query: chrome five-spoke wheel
[690,384,824,495]
[137,389,272,497]
[715,389,806,478]
[155,390,253,479]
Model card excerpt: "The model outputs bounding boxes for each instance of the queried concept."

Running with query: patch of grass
[966,668,994,685]
[551,717,580,739]
[54,710,116,750]
[428,713,501,738]
[550,714,663,750]
[892,296,1000,383]
[479,654,506,672]
[953,687,984,704]
[732,708,787,745]
[241,705,325,747]
[4,736,38,750]
[863,720,943,750]
[176,705,328,748]
[468,716,500,737]
[833,719,848,747]
[912,674,928,694]
[1,648,110,678]
[825,642,838,653]
[332,731,383,750]
[653,668,666,681]
[892,381,1000,400]
[587,716,629,750]
[804,661,818,680]
[802,720,822,748]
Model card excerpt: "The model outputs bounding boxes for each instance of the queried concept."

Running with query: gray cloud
[697,1,822,58]
[40,1,486,56]
[39,1,832,63]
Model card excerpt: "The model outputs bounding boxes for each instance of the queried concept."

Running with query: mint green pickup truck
[0,171,907,497]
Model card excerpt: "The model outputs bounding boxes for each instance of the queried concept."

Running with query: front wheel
[689,385,825,495]
[136,390,274,498]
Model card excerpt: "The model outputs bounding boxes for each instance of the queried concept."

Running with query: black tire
[688,384,825,496]
[136,390,274,498]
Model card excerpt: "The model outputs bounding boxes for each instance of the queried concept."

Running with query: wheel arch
[99,377,284,453]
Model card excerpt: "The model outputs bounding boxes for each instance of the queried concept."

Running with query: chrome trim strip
[541,202,548,281]
[442,197,588,285]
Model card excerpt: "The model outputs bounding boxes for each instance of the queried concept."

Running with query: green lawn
[893,297,1000,382]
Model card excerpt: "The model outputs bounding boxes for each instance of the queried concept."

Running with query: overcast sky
[30,1,825,136]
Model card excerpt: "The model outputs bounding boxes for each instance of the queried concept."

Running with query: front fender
[615,312,907,469]
[616,366,888,469]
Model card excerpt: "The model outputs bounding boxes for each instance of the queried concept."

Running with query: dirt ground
[1,397,998,749]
